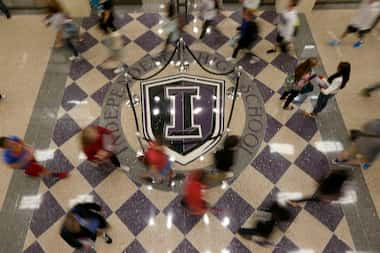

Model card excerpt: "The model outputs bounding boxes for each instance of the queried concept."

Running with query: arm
[321,77,342,95]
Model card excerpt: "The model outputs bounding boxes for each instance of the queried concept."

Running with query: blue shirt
[3,136,25,165]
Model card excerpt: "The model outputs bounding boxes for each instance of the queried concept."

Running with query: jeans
[312,93,334,114]
[280,89,300,108]
[65,39,79,57]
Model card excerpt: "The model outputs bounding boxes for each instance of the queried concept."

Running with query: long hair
[328,62,351,89]
[294,57,318,82]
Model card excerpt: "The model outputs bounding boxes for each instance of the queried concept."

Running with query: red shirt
[144,142,168,170]
[184,174,207,215]
[83,126,114,161]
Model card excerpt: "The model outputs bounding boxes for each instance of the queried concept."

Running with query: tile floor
[12,10,358,253]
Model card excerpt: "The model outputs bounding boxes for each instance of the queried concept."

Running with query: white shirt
[351,0,380,30]
[321,77,343,95]
[201,0,217,21]
[277,8,298,42]
[243,0,261,9]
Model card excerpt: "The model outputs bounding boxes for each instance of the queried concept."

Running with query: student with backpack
[280,57,318,110]
[267,0,299,54]
[305,62,351,118]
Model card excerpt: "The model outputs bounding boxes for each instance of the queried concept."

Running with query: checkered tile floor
[22,11,355,253]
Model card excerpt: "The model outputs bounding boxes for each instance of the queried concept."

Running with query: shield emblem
[141,74,225,165]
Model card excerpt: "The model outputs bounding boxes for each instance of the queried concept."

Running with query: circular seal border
[100,50,267,192]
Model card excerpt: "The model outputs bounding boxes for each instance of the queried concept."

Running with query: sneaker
[226,57,235,62]
[104,233,112,244]
[328,39,340,46]
[113,66,124,74]
[353,40,364,48]
[57,172,69,179]
[266,49,276,54]
[0,94,4,100]
[361,163,370,170]
[331,159,347,165]
[69,55,80,61]
[225,172,234,178]
[121,165,130,172]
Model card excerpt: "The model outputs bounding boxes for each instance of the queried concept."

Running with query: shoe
[328,39,340,46]
[113,66,124,74]
[266,49,276,54]
[121,165,130,172]
[104,233,112,244]
[331,159,346,165]
[57,172,69,179]
[69,55,80,61]
[225,172,234,178]
[361,163,370,170]
[226,57,236,62]
[360,88,371,97]
[353,40,364,48]
[0,94,4,100]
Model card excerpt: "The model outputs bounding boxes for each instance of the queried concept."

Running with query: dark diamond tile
[285,110,318,141]
[230,10,242,24]
[265,29,278,44]
[213,189,254,233]
[237,54,267,77]
[323,235,351,253]
[30,191,65,238]
[173,239,200,253]
[90,191,112,218]
[295,144,330,181]
[135,31,163,52]
[77,161,116,187]
[23,241,45,253]
[163,195,202,234]
[271,53,298,74]
[52,114,81,146]
[76,32,98,53]
[123,239,147,253]
[96,65,118,80]
[43,149,75,188]
[227,238,251,253]
[121,35,131,46]
[305,201,344,231]
[91,82,112,106]
[201,29,229,50]
[182,32,196,46]
[61,83,88,111]
[260,10,278,24]
[255,79,275,103]
[114,13,133,29]
[265,113,282,142]
[252,146,291,183]
[116,190,159,236]
[137,13,160,28]
[69,58,93,81]
[273,236,298,253]
[81,13,99,30]
[214,13,226,25]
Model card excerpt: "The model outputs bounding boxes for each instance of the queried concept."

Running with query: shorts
[345,25,371,37]
[25,162,44,177]
[159,161,172,176]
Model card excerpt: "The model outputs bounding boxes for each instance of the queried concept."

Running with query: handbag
[283,74,296,92]
[300,83,314,94]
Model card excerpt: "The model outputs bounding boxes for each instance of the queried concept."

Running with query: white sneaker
[226,57,235,62]
[225,172,234,178]
[69,55,80,61]
[121,165,130,172]
[113,66,124,74]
